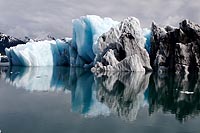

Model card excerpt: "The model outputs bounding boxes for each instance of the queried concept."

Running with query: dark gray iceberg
[150,20,200,74]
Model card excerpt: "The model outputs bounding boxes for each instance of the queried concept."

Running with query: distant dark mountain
[0,32,25,55]
[22,35,56,43]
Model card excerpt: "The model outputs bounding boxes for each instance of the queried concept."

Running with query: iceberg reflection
[94,72,151,121]
[4,67,69,91]
[1,67,111,117]
[1,67,150,121]
[69,68,110,117]
[148,73,200,122]
[2,66,200,122]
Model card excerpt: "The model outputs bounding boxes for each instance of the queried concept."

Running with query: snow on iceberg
[5,39,70,66]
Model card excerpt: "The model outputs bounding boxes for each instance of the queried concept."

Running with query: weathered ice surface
[92,17,152,72]
[94,71,150,121]
[150,20,200,74]
[0,33,25,55]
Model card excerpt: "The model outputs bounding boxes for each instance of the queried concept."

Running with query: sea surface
[0,66,200,133]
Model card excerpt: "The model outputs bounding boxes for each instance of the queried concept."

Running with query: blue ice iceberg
[72,15,119,62]
[5,39,71,66]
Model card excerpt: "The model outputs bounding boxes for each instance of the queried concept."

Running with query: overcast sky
[0,0,199,39]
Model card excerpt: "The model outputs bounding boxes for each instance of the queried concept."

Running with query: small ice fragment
[180,91,194,94]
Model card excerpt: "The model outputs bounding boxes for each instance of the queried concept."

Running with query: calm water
[0,66,200,133]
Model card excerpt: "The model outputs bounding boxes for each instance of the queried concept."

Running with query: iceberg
[6,15,119,67]
[5,39,71,66]
[92,17,152,72]
[72,15,119,62]
[150,20,200,74]
[5,15,152,71]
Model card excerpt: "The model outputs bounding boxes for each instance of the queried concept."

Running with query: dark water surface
[0,66,200,133]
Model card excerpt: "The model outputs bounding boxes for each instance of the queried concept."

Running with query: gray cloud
[0,0,199,39]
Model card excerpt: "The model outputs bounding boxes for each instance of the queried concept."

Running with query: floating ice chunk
[180,91,194,94]
[72,15,119,62]
[5,39,71,66]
